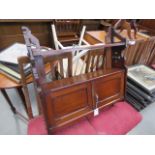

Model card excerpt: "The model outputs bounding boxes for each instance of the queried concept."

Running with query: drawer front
[92,71,125,108]
[44,82,93,129]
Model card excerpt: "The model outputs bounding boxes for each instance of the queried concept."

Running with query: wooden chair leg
[16,87,29,115]
[1,88,16,114]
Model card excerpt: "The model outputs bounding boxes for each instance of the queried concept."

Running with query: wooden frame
[128,65,155,93]
[18,56,33,119]
[51,23,92,76]
[53,19,81,46]
[21,26,54,114]
[22,26,128,134]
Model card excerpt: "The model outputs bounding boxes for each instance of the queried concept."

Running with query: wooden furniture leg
[1,88,16,114]
[16,87,29,115]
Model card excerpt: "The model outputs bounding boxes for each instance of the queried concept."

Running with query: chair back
[33,50,73,83]
[54,19,81,37]
[53,20,81,46]
[85,48,105,73]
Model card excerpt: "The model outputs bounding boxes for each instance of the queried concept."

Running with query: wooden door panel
[92,72,125,107]
[53,89,88,118]
[44,82,93,128]
[41,69,125,131]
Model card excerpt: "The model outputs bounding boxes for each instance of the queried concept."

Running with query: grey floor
[0,84,155,135]
[128,102,155,135]
[0,84,38,135]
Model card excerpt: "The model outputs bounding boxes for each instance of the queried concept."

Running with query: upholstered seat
[54,118,97,135]
[88,102,142,135]
[28,115,47,135]
[28,101,142,135]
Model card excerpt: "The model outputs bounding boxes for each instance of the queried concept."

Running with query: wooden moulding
[22,26,127,133]
[40,69,125,132]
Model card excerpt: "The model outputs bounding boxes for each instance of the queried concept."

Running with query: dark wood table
[0,71,33,120]
[0,44,53,121]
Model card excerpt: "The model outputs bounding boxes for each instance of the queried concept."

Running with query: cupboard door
[92,71,125,108]
[44,82,93,129]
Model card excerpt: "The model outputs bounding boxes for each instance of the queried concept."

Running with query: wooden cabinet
[21,25,127,133]
[41,69,125,132]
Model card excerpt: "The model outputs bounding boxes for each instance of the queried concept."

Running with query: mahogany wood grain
[40,69,125,132]
[0,73,22,89]
[23,26,127,134]
[0,67,36,89]
[42,69,122,91]
[84,31,107,44]
[92,71,125,107]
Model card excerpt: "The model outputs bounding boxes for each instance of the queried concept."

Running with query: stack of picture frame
[126,65,155,111]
